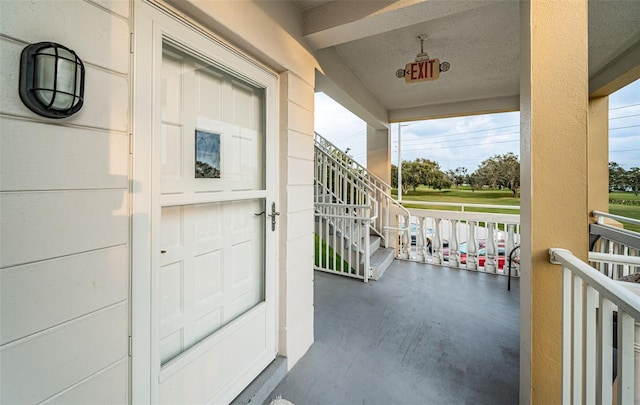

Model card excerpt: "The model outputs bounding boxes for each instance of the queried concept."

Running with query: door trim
[131,2,279,403]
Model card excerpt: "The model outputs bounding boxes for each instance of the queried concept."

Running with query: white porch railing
[590,211,640,279]
[314,135,379,282]
[549,248,640,405]
[404,200,520,212]
[315,132,409,247]
[314,203,371,282]
[392,207,521,276]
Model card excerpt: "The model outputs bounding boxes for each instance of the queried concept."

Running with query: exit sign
[404,58,440,83]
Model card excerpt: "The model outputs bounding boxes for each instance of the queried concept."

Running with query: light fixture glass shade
[19,42,85,118]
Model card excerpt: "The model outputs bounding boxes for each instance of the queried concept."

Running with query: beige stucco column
[520,1,589,403]
[366,125,391,184]
[588,96,610,216]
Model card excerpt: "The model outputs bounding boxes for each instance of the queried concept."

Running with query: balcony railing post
[400,214,410,259]
[506,223,518,276]
[467,220,478,271]
[417,216,426,262]
[449,219,460,267]
[485,222,497,273]
[432,218,443,265]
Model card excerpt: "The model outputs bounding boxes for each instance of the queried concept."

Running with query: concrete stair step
[369,235,381,255]
[369,247,395,281]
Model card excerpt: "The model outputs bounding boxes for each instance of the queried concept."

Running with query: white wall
[0,0,131,403]
[278,72,316,368]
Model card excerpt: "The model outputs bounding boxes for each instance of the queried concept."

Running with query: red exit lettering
[404,58,440,83]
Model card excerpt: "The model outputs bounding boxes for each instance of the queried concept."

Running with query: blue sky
[315,79,640,173]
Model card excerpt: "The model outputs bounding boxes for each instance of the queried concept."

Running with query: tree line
[609,162,640,195]
[391,152,521,197]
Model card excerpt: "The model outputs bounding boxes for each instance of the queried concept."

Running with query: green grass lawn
[314,234,351,272]
[392,186,640,231]
[393,186,520,215]
[605,191,640,232]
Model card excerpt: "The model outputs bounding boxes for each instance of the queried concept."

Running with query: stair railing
[314,132,409,249]
[314,143,378,280]
[590,210,640,279]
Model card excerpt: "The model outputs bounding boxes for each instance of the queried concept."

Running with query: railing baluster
[400,214,410,259]
[617,311,635,404]
[332,205,337,272]
[449,219,459,267]
[597,296,614,405]
[506,224,515,275]
[364,210,370,282]
[583,285,597,404]
[417,216,426,262]
[562,266,572,405]
[433,218,442,265]
[573,274,584,405]
[467,220,478,271]
[485,222,497,273]
[340,209,345,273]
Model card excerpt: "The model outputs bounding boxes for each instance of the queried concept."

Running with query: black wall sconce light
[19,42,85,119]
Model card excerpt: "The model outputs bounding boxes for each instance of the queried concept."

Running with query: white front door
[133,3,277,403]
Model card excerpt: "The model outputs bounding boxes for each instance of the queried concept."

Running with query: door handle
[267,202,280,231]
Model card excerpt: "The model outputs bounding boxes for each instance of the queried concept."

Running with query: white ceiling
[297,0,640,124]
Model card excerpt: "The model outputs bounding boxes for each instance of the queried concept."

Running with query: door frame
[131,1,279,402]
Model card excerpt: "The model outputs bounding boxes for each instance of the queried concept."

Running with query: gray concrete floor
[267,260,520,405]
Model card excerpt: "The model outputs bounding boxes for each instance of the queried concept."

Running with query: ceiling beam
[303,0,502,49]
[590,40,640,97]
[388,95,520,122]
[316,48,389,130]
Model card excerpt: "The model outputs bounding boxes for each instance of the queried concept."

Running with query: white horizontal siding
[285,234,314,288]
[0,190,128,268]
[278,72,314,369]
[287,184,314,212]
[42,359,128,405]
[286,100,314,136]
[0,38,129,132]
[0,0,129,74]
[284,290,313,334]
[287,129,314,160]
[285,209,314,240]
[1,1,130,401]
[87,0,130,19]
[284,309,314,368]
[0,303,128,404]
[287,157,314,186]
[286,73,314,112]
[1,246,128,345]
[0,118,129,191]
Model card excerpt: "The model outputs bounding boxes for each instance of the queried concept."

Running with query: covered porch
[268,261,520,404]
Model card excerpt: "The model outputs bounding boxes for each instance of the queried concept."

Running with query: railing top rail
[315,202,371,208]
[549,248,640,320]
[406,207,520,224]
[589,222,640,249]
[405,200,520,210]
[315,145,374,193]
[588,252,640,267]
[592,210,640,226]
[314,132,392,190]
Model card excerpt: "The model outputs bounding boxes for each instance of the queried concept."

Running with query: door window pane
[161,43,265,194]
